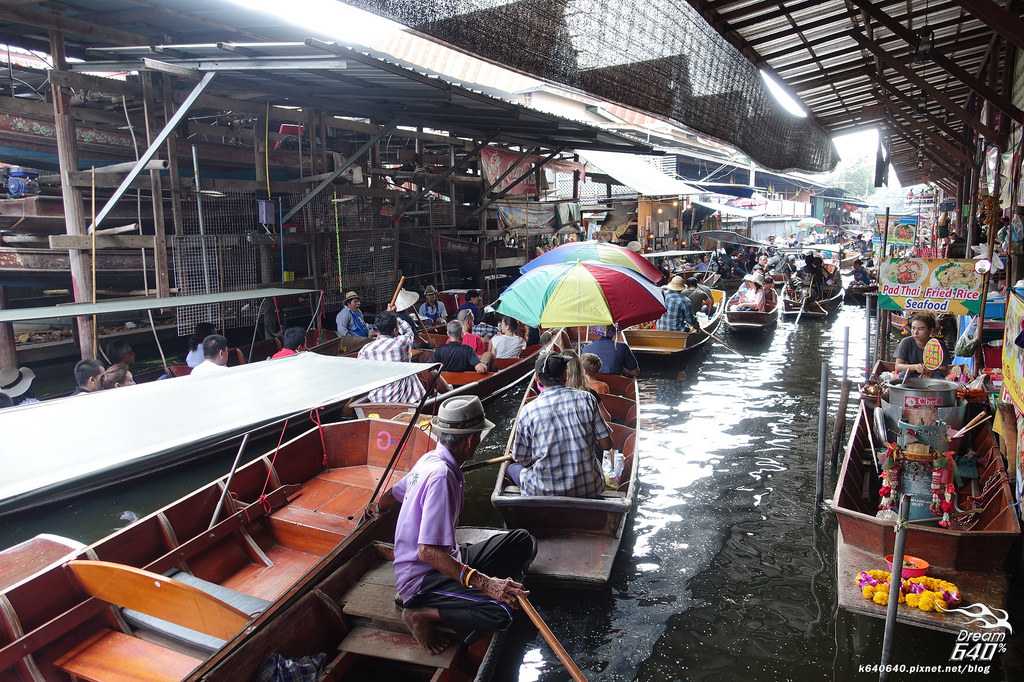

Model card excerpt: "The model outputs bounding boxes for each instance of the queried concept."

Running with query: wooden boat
[724,284,779,333]
[0,535,84,592]
[486,372,639,587]
[780,281,844,318]
[844,282,878,305]
[0,417,438,680]
[623,288,726,355]
[831,404,1020,634]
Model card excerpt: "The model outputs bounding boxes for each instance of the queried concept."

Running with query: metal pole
[278,197,286,283]
[191,144,212,295]
[814,361,829,511]
[879,494,912,682]
[864,293,873,377]
[209,432,250,529]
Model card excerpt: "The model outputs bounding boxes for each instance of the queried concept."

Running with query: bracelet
[463,567,477,588]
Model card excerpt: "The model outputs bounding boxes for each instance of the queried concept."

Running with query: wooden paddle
[388,275,406,309]
[517,594,588,681]
[461,454,512,472]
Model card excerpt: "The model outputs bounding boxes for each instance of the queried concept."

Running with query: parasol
[496,262,666,328]
[798,217,825,229]
[520,240,663,283]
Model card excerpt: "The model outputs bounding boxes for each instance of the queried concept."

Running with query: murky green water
[2,305,1017,680]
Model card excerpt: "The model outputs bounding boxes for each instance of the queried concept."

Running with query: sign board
[1002,291,1024,412]
[878,258,984,314]
[877,215,918,245]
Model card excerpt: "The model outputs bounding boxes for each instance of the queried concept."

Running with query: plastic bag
[954,316,980,357]
[256,652,327,682]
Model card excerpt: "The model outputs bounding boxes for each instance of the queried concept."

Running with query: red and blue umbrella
[522,240,663,283]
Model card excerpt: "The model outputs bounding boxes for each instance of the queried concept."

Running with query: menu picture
[1003,291,1024,413]
[878,257,983,315]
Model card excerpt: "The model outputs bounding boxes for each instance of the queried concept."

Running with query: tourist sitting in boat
[101,339,136,388]
[368,396,534,653]
[684,277,712,316]
[473,310,500,339]
[850,259,874,285]
[561,349,588,391]
[695,255,709,272]
[582,326,639,378]
[434,321,490,374]
[271,327,305,359]
[190,334,230,376]
[581,353,610,394]
[72,359,104,395]
[359,312,450,401]
[656,276,696,331]
[457,309,490,356]
[894,313,949,379]
[418,286,448,324]
[507,352,614,497]
[728,273,766,311]
[185,322,215,368]
[336,290,372,352]
[0,365,38,406]
[491,317,526,359]
[458,289,482,320]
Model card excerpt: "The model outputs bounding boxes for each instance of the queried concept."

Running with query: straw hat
[344,291,360,303]
[424,285,438,295]
[664,275,686,292]
[393,289,419,312]
[627,241,642,253]
[743,273,765,287]
[0,365,35,398]
[430,396,495,435]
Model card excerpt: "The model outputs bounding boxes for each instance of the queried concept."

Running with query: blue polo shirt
[581,337,637,375]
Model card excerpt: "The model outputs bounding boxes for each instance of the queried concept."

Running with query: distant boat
[622,288,726,355]
[781,281,844,319]
[724,283,779,333]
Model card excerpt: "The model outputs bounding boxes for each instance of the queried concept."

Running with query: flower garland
[878,443,900,514]
[857,569,961,612]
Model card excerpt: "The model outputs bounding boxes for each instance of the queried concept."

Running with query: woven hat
[430,395,495,435]
[394,289,419,312]
[743,273,765,287]
[424,285,438,295]
[0,366,35,398]
[344,291,360,303]
[664,275,686,292]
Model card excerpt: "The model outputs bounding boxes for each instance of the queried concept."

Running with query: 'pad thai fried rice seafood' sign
[879,258,983,314]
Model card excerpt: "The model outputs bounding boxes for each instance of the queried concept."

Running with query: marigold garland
[856,569,961,613]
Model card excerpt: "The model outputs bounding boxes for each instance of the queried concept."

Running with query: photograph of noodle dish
[885,258,925,286]
[931,261,980,289]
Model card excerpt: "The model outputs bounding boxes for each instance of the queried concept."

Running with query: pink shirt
[462,332,487,356]
[271,348,298,360]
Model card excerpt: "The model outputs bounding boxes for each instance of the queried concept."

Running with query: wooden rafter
[958,0,1024,51]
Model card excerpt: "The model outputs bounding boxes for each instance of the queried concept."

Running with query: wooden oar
[388,275,406,308]
[461,454,512,472]
[794,287,808,326]
[517,594,587,682]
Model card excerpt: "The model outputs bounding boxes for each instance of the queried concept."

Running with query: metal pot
[880,398,966,430]
[884,377,959,408]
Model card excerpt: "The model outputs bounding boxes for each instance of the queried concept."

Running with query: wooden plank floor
[836,530,1009,634]
[55,629,201,682]
[457,527,618,587]
[221,545,320,602]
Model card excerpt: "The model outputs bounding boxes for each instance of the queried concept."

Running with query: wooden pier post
[814,361,829,511]
[864,293,874,378]
[831,326,851,468]
[879,494,911,682]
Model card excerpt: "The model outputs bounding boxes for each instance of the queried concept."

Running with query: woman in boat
[850,259,874,285]
[728,273,766,311]
[561,349,587,390]
[369,396,534,654]
[491,317,526,359]
[894,312,949,379]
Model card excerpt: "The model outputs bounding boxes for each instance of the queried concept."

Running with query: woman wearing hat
[368,396,535,654]
[656,275,696,331]
[418,286,448,324]
[728,273,766,311]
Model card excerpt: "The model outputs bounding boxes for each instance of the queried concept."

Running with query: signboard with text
[1002,291,1024,413]
[878,258,983,314]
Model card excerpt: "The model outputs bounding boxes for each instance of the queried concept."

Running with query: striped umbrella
[496,262,666,328]
[521,240,663,283]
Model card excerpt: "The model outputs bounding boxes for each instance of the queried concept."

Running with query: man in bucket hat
[367,395,536,653]
[656,275,695,331]
[335,290,372,352]
[418,285,448,324]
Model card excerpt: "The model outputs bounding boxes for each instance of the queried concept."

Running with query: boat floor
[836,529,1008,635]
[458,527,618,587]
[221,544,321,602]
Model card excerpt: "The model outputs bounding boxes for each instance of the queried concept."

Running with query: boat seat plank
[269,507,353,555]
[270,505,355,536]
[220,545,320,602]
[339,625,456,668]
[55,628,201,682]
[318,465,388,491]
[317,487,375,518]
[287,477,349,511]
[340,581,404,630]
[457,528,617,587]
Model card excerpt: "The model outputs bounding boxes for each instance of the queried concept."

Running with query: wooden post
[48,30,94,361]
[0,287,16,370]
[141,71,170,297]
[161,73,184,235]
[572,153,580,200]
[814,361,829,512]
[254,111,268,198]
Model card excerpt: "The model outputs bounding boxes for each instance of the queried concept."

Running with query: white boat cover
[0,353,430,506]
[0,287,316,323]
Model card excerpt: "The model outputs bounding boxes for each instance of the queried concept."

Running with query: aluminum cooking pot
[883,376,958,408]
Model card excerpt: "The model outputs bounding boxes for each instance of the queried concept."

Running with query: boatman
[582,326,639,378]
[368,396,536,654]
[336,290,372,352]
[418,286,448,324]
[507,352,614,497]
[656,276,696,331]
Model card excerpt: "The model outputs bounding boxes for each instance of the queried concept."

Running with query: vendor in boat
[359,312,450,401]
[271,327,305,359]
[72,359,104,395]
[191,334,230,376]
[491,317,526,359]
[728,273,766,311]
[582,326,639,378]
[894,313,949,379]
[418,286,448,324]
[507,352,614,497]
[656,276,696,331]
[850,259,874,286]
[336,291,372,352]
[435,321,491,374]
[368,396,535,654]
[684,277,712,316]
[185,322,215,368]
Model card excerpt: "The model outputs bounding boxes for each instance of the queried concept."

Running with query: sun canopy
[0,354,431,510]
[0,288,316,323]
[577,150,701,196]
[693,230,769,247]
[693,199,761,218]
[642,250,712,258]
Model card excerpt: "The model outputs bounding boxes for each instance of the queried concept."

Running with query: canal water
[0,305,1015,680]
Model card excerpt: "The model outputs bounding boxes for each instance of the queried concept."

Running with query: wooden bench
[55,629,201,682]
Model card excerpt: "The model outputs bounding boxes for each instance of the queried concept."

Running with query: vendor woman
[894,312,948,379]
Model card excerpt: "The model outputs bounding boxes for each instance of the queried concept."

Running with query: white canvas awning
[577,150,701,196]
[693,199,761,218]
[0,354,431,509]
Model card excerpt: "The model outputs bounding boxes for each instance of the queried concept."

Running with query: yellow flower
[862,586,875,599]
[906,593,920,608]
[873,591,888,606]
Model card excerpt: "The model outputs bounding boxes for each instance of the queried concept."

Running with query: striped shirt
[358,320,423,404]
[511,386,611,497]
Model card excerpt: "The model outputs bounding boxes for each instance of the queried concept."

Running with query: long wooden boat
[622,288,726,355]
[0,417,439,681]
[780,281,844,318]
[831,404,1020,634]
[844,282,878,305]
[486,372,639,587]
[724,285,779,333]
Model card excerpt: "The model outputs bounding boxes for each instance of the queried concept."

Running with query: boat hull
[725,287,779,333]
[623,289,726,355]
[781,286,844,318]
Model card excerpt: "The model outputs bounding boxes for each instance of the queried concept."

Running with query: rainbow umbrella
[496,262,666,328]
[521,240,663,283]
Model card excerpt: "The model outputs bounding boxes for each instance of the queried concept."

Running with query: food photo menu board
[878,258,983,315]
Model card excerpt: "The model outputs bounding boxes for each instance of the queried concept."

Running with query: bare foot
[402,608,451,654]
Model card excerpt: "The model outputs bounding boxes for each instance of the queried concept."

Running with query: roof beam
[849,0,1024,125]
[958,0,1024,51]
[0,6,147,45]
[849,30,1000,140]
[863,71,968,143]
[884,115,959,176]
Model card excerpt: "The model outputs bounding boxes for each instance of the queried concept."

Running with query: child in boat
[580,353,610,395]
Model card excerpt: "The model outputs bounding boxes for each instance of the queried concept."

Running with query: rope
[310,408,329,467]
[257,417,290,512]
